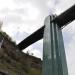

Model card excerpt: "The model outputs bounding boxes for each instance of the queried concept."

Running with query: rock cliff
[0,31,42,75]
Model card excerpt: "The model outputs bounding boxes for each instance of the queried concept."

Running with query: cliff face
[0,32,42,75]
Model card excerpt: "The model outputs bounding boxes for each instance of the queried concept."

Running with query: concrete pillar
[42,15,68,75]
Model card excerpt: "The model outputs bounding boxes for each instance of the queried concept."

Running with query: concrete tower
[42,15,68,75]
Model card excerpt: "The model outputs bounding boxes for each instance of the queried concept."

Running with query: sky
[0,0,74,75]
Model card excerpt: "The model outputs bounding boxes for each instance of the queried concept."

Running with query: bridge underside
[17,5,75,51]
[17,26,45,50]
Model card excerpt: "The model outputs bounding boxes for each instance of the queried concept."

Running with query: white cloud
[65,37,75,75]
[25,3,40,20]
[23,44,43,59]
[62,21,75,75]
[0,0,17,10]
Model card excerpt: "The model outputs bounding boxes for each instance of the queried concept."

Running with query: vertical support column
[42,15,68,75]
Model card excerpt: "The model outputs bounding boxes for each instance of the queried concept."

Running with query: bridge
[17,5,75,75]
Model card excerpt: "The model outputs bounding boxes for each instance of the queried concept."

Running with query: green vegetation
[0,31,42,75]
[28,68,42,75]
[0,31,16,45]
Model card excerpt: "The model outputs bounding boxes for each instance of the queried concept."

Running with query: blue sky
[0,0,74,75]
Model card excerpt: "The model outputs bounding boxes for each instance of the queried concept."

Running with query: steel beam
[52,5,75,28]
[17,26,45,50]
[42,15,68,75]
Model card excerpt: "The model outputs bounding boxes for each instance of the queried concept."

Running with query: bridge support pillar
[42,15,68,75]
